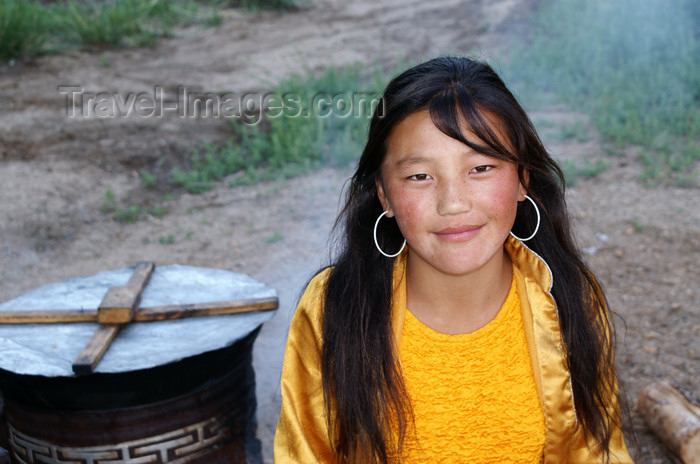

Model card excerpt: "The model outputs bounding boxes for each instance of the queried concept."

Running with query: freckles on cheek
[394,203,423,236]
[484,184,519,228]
[498,194,520,227]
[493,193,513,212]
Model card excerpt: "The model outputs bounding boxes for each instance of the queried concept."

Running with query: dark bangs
[428,87,520,165]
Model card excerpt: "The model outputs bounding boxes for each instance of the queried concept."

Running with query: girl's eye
[408,173,431,181]
[471,165,493,173]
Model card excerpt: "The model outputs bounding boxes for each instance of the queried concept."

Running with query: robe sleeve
[274,270,335,464]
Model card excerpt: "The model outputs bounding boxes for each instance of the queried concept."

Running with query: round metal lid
[0,265,277,377]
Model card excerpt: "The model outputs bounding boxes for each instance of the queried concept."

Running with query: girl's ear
[375,178,393,217]
[518,169,530,201]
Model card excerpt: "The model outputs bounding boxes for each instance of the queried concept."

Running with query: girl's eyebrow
[392,149,484,168]
[393,156,431,167]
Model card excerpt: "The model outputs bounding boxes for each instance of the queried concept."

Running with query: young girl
[274,57,634,463]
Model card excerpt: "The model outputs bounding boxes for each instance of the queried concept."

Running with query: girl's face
[376,109,527,279]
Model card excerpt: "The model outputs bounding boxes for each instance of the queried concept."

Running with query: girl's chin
[414,257,489,277]
[408,246,506,278]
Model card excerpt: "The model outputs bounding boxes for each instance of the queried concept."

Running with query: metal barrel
[0,328,261,464]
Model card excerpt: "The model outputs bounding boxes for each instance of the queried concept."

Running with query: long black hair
[321,56,621,462]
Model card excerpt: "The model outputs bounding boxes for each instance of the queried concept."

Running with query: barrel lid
[0,265,277,377]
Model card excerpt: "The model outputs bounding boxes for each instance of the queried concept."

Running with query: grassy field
[0,0,296,60]
[504,0,700,186]
[171,65,383,193]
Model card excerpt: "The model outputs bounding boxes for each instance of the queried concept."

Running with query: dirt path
[0,0,698,462]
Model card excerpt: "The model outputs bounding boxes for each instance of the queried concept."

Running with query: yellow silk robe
[274,236,634,463]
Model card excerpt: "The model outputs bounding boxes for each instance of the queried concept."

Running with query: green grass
[0,0,292,60]
[140,170,157,188]
[56,0,196,48]
[631,218,646,233]
[504,0,700,186]
[0,0,53,60]
[555,122,590,143]
[99,189,168,222]
[172,64,383,193]
[149,205,168,217]
[113,205,142,223]
[100,189,139,222]
[158,234,175,244]
[562,158,611,187]
[265,230,284,244]
[99,189,118,215]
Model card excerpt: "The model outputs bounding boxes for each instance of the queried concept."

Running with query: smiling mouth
[435,225,482,242]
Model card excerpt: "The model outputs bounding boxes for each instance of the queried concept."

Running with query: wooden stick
[74,263,153,375]
[72,325,122,375]
[133,297,278,321]
[0,310,96,324]
[97,261,154,324]
[637,381,700,464]
[0,297,278,324]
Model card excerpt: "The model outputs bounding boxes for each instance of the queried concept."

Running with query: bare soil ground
[0,0,698,462]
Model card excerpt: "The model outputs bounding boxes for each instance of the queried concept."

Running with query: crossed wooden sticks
[0,262,278,375]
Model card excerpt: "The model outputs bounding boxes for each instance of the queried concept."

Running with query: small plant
[99,189,152,223]
[113,205,142,223]
[172,141,247,193]
[140,170,157,188]
[265,231,284,244]
[100,189,118,214]
[556,122,590,143]
[562,158,610,186]
[158,234,175,244]
[149,205,168,217]
[631,219,646,233]
[98,53,111,67]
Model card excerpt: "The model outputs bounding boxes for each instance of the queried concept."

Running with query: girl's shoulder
[300,267,333,303]
[292,267,333,327]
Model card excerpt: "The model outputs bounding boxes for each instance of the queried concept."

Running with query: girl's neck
[405,248,513,335]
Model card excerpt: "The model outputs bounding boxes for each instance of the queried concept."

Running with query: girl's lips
[435,225,482,242]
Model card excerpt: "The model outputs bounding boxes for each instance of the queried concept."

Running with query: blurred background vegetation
[0,0,301,57]
[2,0,699,202]
[504,0,700,187]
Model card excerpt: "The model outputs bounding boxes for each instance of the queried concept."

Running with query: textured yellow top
[397,277,546,463]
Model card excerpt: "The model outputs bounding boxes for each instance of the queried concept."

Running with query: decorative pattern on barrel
[10,414,230,464]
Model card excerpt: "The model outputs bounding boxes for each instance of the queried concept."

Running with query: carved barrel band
[9,413,237,464]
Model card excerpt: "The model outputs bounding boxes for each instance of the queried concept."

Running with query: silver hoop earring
[373,211,406,258]
[510,194,541,242]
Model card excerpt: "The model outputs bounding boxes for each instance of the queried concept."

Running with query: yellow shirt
[398,277,545,463]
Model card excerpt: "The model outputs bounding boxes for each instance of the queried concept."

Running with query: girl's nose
[437,179,472,216]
